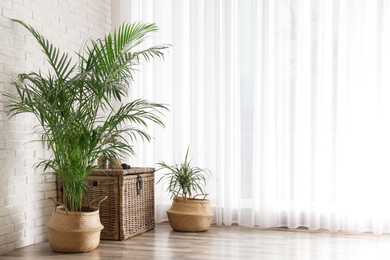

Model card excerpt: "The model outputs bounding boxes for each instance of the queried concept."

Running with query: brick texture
[0,0,111,255]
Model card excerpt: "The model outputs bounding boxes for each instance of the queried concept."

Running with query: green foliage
[157,147,211,199]
[5,19,169,211]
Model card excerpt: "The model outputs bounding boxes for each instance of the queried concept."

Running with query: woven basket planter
[46,197,106,253]
[167,196,214,232]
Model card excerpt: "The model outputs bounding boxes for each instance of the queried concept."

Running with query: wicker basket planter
[167,196,214,232]
[57,167,155,240]
[46,198,106,253]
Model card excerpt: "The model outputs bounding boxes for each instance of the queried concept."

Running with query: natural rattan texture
[57,168,155,240]
[121,173,155,240]
[167,196,214,232]
[83,176,120,240]
[46,206,103,252]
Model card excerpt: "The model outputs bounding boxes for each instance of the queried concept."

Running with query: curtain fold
[112,0,390,234]
[113,0,241,225]
[251,0,390,234]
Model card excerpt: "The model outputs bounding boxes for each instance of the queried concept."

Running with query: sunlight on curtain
[112,0,390,234]
[250,0,390,234]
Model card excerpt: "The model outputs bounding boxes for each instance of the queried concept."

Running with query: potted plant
[6,19,169,252]
[157,147,214,232]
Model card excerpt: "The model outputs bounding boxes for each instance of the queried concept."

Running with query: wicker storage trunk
[57,167,155,240]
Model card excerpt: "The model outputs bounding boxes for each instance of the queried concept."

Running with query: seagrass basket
[46,197,106,253]
[167,196,214,232]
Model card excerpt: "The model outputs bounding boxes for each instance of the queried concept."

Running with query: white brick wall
[0,0,111,255]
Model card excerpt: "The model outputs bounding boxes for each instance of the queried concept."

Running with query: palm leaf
[11,19,75,81]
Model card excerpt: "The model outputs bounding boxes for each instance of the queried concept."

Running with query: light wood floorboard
[2,223,390,259]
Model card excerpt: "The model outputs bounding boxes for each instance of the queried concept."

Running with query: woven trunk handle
[48,197,69,214]
[89,196,108,209]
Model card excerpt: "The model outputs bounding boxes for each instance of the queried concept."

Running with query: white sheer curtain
[112,0,390,234]
[251,0,390,234]
[112,0,241,225]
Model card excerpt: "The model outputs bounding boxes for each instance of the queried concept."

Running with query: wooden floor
[2,223,390,259]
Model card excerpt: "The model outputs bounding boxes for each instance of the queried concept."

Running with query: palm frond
[79,22,170,103]
[11,19,75,81]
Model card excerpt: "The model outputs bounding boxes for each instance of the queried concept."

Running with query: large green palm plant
[6,20,169,211]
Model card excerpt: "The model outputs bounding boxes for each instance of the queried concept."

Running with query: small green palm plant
[6,19,169,211]
[157,147,211,199]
